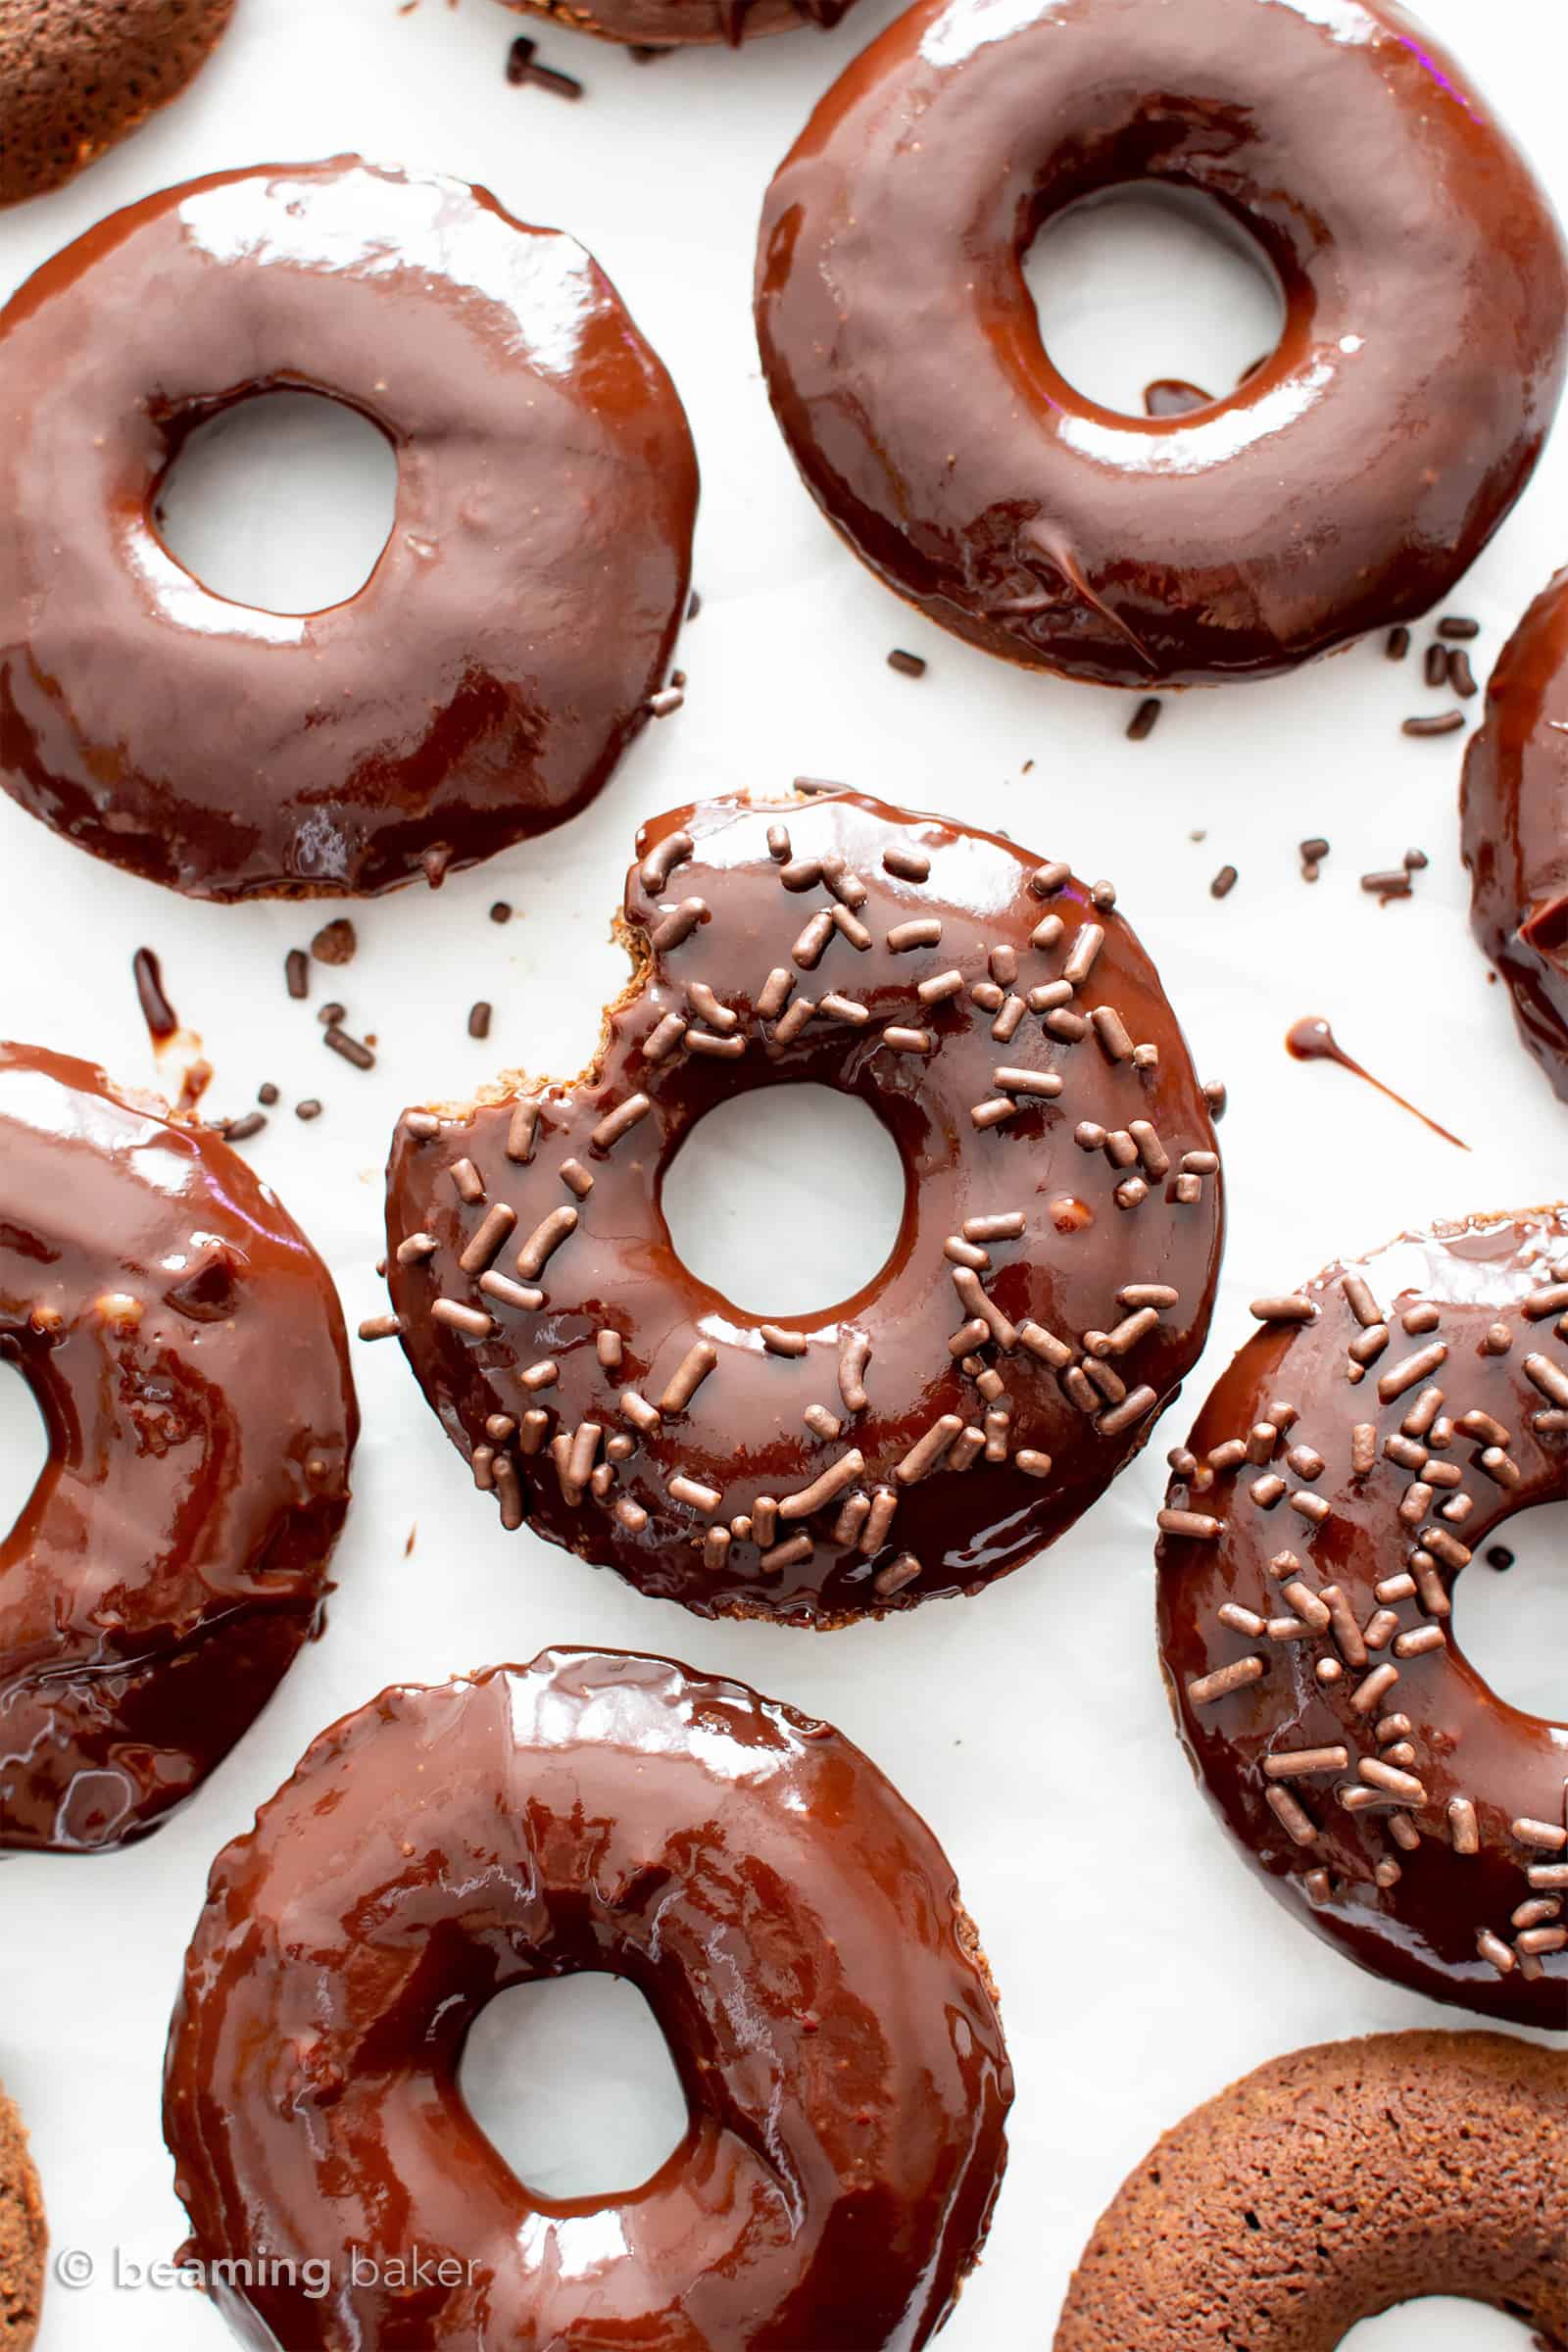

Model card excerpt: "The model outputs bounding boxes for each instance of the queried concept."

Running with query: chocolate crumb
[317,1002,345,1028]
[311,918,357,967]
[1299,835,1330,883]
[1203,1080,1228,1120]
[489,902,512,925]
[1403,848,1429,871]
[468,1001,493,1041]
[506,32,537,79]
[888,649,927,678]
[1486,1544,1514,1571]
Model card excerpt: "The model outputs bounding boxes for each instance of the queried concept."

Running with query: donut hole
[1024,183,1286,420]
[0,1362,48,1541]
[154,389,398,615]
[1339,2298,1535,2345]
[1450,1502,1568,1727]
[459,1974,689,2202]
[661,1085,907,1317]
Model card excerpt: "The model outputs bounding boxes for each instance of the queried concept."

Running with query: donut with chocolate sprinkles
[384,789,1223,1626]
[500,0,858,45]
[0,1043,357,1854]
[1055,2032,1568,2349]
[0,158,697,900]
[165,1648,1011,2352]
[0,0,235,207]
[1463,569,1568,1100]
[756,0,1568,688]
[1157,1208,1568,2028]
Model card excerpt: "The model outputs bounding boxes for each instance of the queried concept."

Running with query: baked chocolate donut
[756,0,1568,688]
[0,158,698,900]
[1056,2032,1568,2349]
[0,2082,45,2352]
[165,1648,1012,2350]
[1463,571,1568,1100]
[383,790,1224,1626]
[0,0,235,207]
[501,0,855,45]
[0,1044,357,1854]
[1157,1209,1568,2029]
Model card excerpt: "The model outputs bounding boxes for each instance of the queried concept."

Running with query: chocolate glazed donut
[756,0,1568,689]
[1157,1211,1568,2029]
[1463,571,1568,1100]
[500,0,856,47]
[164,1648,1013,2352]
[383,791,1223,1626]
[0,159,698,900]
[0,1045,357,1854]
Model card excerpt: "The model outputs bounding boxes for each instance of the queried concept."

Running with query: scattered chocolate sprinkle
[1402,710,1465,737]
[431,1298,493,1340]
[591,1094,651,1151]
[311,918,357,967]
[1424,641,1449,689]
[1361,867,1413,904]
[132,947,178,1043]
[887,649,927,678]
[221,1111,266,1143]
[318,1003,346,1028]
[1448,647,1478,699]
[295,1099,322,1122]
[284,948,310,1003]
[323,1026,374,1070]
[257,1082,279,1106]
[1126,697,1162,742]
[1210,864,1239,900]
[651,898,709,952]
[1486,1544,1515,1571]
[1438,614,1480,640]
[467,1001,492,1040]
[883,846,931,882]
[515,1205,577,1279]
[1386,627,1410,661]
[760,1324,808,1358]
[359,1312,404,1342]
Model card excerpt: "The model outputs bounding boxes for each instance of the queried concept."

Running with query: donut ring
[1462,571,1568,1101]
[164,1648,1013,2351]
[500,0,857,47]
[1156,1209,1568,2028]
[0,2081,45,2352]
[0,1044,357,1854]
[382,790,1224,1626]
[0,0,235,208]
[755,0,1568,689]
[1056,2032,1568,2349]
[0,158,698,901]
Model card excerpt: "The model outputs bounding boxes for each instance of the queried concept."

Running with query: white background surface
[2,0,1567,2343]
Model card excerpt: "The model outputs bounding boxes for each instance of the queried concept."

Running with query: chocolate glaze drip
[1286,1016,1468,1152]
[385,790,1224,1626]
[0,1044,357,1853]
[501,0,855,42]
[756,0,1568,688]
[1462,569,1568,1100]
[164,1648,1012,2350]
[1157,1210,1568,2028]
[0,158,698,900]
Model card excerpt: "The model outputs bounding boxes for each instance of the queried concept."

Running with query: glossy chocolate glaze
[164,1648,1012,2350]
[1156,1212,1568,2028]
[502,0,855,45]
[756,0,1568,689]
[384,790,1224,1626]
[0,1045,357,1854]
[1462,572,1568,1101]
[0,159,698,900]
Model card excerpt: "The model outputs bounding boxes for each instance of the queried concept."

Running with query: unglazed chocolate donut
[1463,571,1568,1101]
[0,158,697,900]
[501,0,856,45]
[0,2081,45,2352]
[0,1044,357,1854]
[382,790,1224,1626]
[756,0,1568,688]
[1056,2033,1568,2349]
[0,0,235,207]
[165,1648,1012,2351]
[1157,1210,1568,2029]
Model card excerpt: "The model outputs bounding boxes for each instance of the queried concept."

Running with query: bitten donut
[0,1044,357,1854]
[1463,571,1568,1100]
[383,790,1223,1626]
[1056,2033,1568,2349]
[0,1,235,207]
[0,158,697,900]
[756,0,1568,689]
[0,2082,45,2351]
[1157,1210,1568,2029]
[501,0,856,46]
[165,1648,1012,2351]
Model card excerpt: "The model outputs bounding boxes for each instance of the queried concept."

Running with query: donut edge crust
[0,2082,46,2350]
